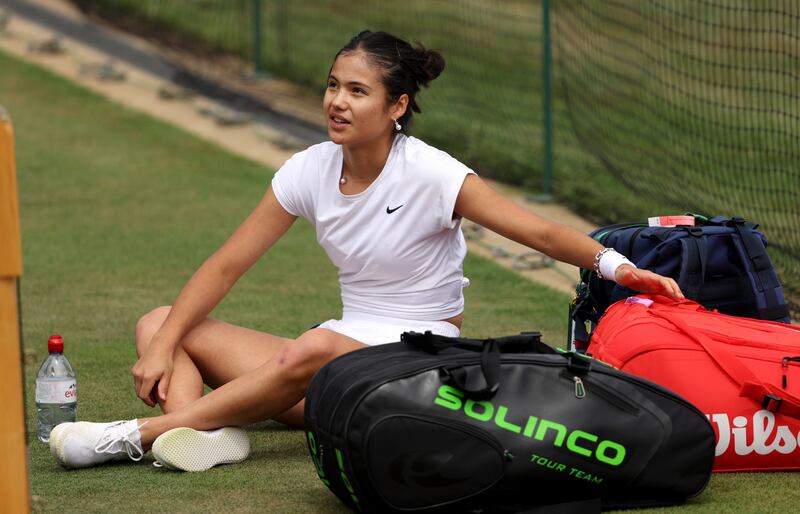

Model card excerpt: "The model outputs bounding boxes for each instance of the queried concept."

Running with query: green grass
[2,48,798,513]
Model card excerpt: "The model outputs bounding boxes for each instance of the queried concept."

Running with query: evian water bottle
[35,335,77,442]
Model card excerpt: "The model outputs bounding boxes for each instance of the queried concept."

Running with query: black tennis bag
[304,331,715,513]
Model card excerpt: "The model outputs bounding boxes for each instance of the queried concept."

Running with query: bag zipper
[311,345,418,427]
[596,310,800,359]
[362,413,511,510]
[323,353,488,498]
[592,222,647,243]
[364,412,511,462]
[562,370,640,415]
[583,375,640,415]
[339,356,659,458]
[781,356,800,388]
[589,365,709,419]
[325,352,482,436]
[573,376,586,399]
[593,317,680,351]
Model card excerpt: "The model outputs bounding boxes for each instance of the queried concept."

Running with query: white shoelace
[94,420,147,461]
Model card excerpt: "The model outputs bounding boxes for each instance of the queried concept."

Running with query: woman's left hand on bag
[615,264,685,301]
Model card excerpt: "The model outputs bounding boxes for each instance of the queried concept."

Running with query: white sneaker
[151,427,249,472]
[50,420,145,469]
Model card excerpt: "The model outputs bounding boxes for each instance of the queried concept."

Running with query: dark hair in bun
[335,30,445,132]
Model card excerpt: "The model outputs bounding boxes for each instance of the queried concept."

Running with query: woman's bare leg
[50,321,365,469]
[136,308,204,412]
[136,327,365,446]
[135,306,305,427]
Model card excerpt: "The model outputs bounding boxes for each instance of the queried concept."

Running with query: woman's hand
[615,264,685,301]
[131,335,175,407]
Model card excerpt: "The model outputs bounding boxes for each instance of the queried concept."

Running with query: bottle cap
[48,335,64,353]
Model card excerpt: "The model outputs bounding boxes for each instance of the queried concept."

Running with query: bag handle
[401,330,554,355]
[647,302,800,420]
[677,231,707,300]
[442,338,501,399]
[401,331,556,400]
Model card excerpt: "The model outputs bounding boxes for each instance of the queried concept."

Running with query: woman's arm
[454,174,683,299]
[132,187,296,405]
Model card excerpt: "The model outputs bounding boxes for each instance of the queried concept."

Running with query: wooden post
[0,106,29,514]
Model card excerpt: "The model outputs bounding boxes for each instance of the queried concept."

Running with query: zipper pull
[782,357,789,388]
[781,356,800,389]
[573,376,586,399]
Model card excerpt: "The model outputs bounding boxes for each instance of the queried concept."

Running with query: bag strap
[401,331,556,399]
[707,216,789,321]
[677,229,707,300]
[401,331,553,355]
[727,219,789,322]
[647,303,800,420]
[443,339,502,399]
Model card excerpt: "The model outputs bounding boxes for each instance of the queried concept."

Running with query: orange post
[0,106,29,514]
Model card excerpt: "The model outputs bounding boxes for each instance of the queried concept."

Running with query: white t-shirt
[271,134,475,320]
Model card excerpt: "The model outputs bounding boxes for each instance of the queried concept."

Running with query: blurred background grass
[69,0,800,303]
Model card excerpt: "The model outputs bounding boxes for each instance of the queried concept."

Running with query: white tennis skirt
[317,311,461,346]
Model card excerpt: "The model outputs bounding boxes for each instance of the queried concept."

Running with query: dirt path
[0,0,596,296]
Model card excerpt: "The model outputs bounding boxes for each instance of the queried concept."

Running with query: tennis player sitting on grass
[50,30,683,471]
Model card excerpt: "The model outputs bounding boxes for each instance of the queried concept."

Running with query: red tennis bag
[587,295,800,472]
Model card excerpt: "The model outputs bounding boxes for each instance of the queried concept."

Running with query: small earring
[394,119,401,131]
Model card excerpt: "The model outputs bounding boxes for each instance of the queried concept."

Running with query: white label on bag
[707,411,800,456]
[36,379,77,404]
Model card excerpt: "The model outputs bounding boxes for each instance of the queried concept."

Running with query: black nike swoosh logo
[386,204,404,214]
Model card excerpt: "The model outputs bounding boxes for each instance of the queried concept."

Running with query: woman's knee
[135,305,172,355]
[278,329,352,383]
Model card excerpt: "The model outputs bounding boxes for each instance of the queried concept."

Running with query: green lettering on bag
[306,432,330,486]
[566,430,597,458]
[336,448,360,507]
[434,385,464,410]
[434,385,628,467]
[495,406,522,433]
[523,416,538,437]
[535,420,567,447]
[307,431,317,455]
[596,440,626,466]
[465,399,494,421]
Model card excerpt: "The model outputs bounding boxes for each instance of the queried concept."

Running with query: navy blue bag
[569,215,790,351]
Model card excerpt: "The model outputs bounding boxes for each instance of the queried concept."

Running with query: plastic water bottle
[35,335,77,442]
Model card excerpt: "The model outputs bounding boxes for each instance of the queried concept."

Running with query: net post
[0,107,29,513]
[250,0,270,78]
[532,0,554,203]
[542,0,554,198]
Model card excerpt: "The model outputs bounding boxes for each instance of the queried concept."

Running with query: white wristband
[598,249,636,283]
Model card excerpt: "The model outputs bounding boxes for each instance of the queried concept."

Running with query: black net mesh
[70,0,799,302]
[73,0,543,186]
[553,0,800,300]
